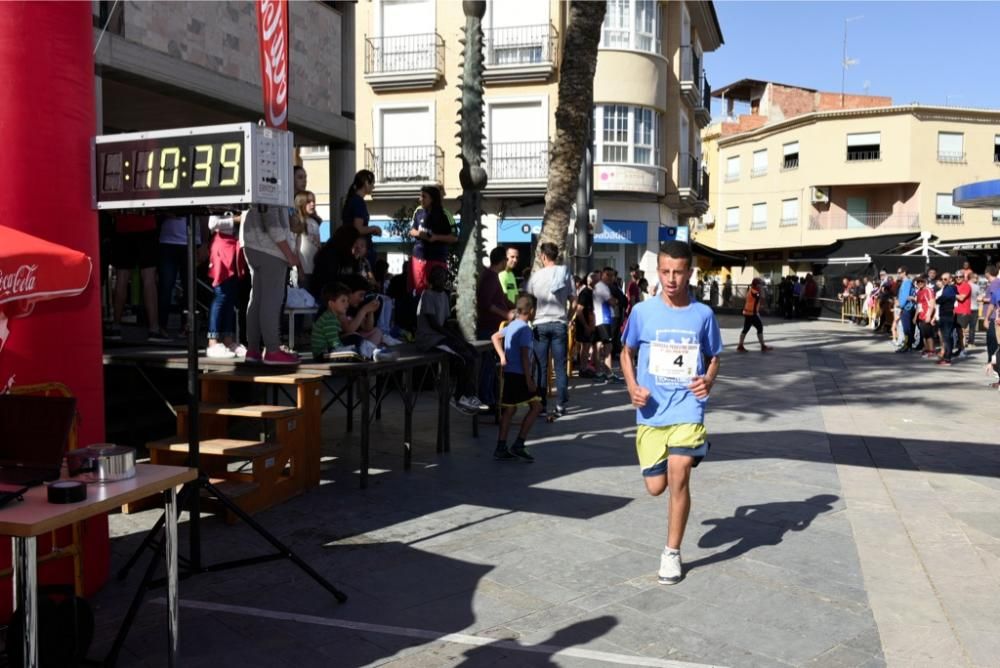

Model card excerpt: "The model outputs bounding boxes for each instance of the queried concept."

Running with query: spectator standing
[477,246,516,408]
[408,185,457,296]
[915,275,937,358]
[157,215,201,336]
[496,247,520,305]
[736,278,772,352]
[205,214,246,359]
[953,272,972,359]
[292,191,322,291]
[240,205,301,365]
[592,268,621,382]
[984,265,1000,387]
[573,274,596,376]
[935,273,958,367]
[109,212,163,341]
[895,268,916,352]
[526,242,573,417]
[341,170,382,267]
[967,273,981,346]
[625,265,643,322]
[492,294,544,462]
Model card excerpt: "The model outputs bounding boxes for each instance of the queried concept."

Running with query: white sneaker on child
[658,548,683,585]
[357,340,378,359]
[381,334,404,346]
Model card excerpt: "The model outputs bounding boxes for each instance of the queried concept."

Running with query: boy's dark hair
[658,241,693,268]
[429,265,449,287]
[539,242,559,262]
[515,293,536,314]
[602,266,614,274]
[321,282,351,304]
[574,275,586,287]
[489,246,507,265]
[341,273,369,293]
[986,264,997,277]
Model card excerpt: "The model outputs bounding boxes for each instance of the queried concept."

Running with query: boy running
[736,277,772,352]
[492,294,544,462]
[620,241,723,585]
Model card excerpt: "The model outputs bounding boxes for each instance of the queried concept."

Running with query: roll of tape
[47,480,87,504]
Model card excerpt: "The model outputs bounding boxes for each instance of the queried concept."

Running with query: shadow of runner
[685,495,839,572]
[456,616,618,667]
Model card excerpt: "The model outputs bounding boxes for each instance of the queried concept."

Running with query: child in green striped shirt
[311,283,352,360]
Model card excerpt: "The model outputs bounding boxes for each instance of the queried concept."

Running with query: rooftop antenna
[841,15,863,108]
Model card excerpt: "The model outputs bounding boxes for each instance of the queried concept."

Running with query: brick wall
[768,84,816,122]
[121,1,342,117]
[720,114,768,136]
[816,92,892,112]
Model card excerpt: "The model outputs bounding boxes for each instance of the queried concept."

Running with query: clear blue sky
[706,1,1000,115]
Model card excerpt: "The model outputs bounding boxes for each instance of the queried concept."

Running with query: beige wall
[703,107,1000,253]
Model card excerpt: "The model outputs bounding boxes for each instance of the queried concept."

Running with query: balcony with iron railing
[364,32,444,91]
[808,212,920,231]
[846,147,881,162]
[364,145,444,194]
[483,140,550,195]
[483,24,557,83]
[937,151,966,164]
[679,46,702,108]
[694,73,712,126]
[935,213,964,225]
[678,152,707,213]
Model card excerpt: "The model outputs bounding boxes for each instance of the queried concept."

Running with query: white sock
[664,546,680,555]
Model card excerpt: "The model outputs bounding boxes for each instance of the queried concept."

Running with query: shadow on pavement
[456,616,619,667]
[686,494,838,572]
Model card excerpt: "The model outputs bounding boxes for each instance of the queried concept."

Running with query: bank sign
[498,219,648,245]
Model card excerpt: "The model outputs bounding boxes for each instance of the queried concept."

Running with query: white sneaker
[229,344,247,358]
[958,349,970,359]
[206,343,236,359]
[458,395,486,412]
[373,346,399,362]
[381,334,404,346]
[658,548,682,585]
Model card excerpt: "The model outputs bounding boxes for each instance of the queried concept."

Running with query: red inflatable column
[0,1,109,612]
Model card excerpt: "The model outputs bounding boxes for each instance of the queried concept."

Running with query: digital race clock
[92,122,295,210]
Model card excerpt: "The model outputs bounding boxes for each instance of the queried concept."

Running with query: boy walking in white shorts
[620,241,722,584]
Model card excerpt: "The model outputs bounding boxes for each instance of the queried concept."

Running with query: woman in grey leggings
[239,205,302,365]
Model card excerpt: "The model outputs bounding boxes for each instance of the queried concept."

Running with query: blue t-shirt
[621,299,723,427]
[411,207,455,262]
[898,278,914,311]
[502,319,534,376]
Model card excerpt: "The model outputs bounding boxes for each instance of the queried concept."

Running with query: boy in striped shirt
[311,283,351,360]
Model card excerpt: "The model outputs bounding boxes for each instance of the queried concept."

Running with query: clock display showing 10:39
[96,130,247,202]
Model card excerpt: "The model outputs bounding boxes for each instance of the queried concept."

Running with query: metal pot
[67,444,136,483]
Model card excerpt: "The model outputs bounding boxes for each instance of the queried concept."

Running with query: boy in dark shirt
[492,294,543,462]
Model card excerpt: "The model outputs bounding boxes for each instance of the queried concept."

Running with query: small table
[0,464,197,668]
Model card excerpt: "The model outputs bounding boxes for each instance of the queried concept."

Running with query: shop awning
[790,232,919,265]
[0,225,92,318]
[691,241,747,266]
[953,179,1000,209]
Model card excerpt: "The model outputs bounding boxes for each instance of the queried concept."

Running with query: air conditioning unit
[811,186,830,204]
[702,212,716,228]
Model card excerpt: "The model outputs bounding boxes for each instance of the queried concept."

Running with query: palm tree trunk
[535,1,606,268]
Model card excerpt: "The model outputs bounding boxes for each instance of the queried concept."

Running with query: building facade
[93,0,356,229]
[698,80,1000,282]
[353,0,722,275]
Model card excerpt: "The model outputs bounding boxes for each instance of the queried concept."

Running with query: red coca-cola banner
[256,0,289,129]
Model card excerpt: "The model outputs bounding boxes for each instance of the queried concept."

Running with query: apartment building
[93,0,356,228]
[698,79,1000,282]
[354,0,722,274]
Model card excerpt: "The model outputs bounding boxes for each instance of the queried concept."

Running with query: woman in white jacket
[239,205,301,365]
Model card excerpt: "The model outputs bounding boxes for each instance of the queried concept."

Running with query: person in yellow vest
[736,278,773,352]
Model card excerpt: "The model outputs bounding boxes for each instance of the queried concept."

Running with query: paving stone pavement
[86,315,1000,667]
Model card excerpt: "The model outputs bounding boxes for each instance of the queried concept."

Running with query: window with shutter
[846,132,880,161]
[782,141,799,170]
[937,133,964,163]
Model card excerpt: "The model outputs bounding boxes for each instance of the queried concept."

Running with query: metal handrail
[937,151,966,164]
[484,140,550,180]
[780,217,799,227]
[782,156,799,170]
[364,32,444,75]
[679,152,702,195]
[935,214,964,224]
[679,45,700,85]
[808,212,920,230]
[364,145,444,185]
[846,149,881,162]
[484,24,555,67]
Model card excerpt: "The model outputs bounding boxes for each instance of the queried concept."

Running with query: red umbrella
[0,224,92,319]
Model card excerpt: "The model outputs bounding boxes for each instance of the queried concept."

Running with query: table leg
[403,368,413,470]
[288,312,296,350]
[346,379,354,433]
[164,487,179,666]
[13,536,38,668]
[359,373,370,489]
[442,355,451,452]
[436,358,446,453]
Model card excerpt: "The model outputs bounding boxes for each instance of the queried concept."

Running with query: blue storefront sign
[498,218,648,245]
[657,225,690,243]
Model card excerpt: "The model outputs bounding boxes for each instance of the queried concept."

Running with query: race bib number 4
[648,340,700,382]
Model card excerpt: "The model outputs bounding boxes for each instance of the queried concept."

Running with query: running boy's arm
[688,355,720,399]
[620,345,650,407]
[491,328,506,366]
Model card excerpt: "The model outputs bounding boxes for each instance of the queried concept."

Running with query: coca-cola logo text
[0,265,37,299]
[258,0,289,129]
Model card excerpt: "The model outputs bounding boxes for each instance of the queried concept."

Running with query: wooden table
[0,464,196,668]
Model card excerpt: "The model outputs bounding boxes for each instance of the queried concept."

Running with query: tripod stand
[106,213,345,667]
